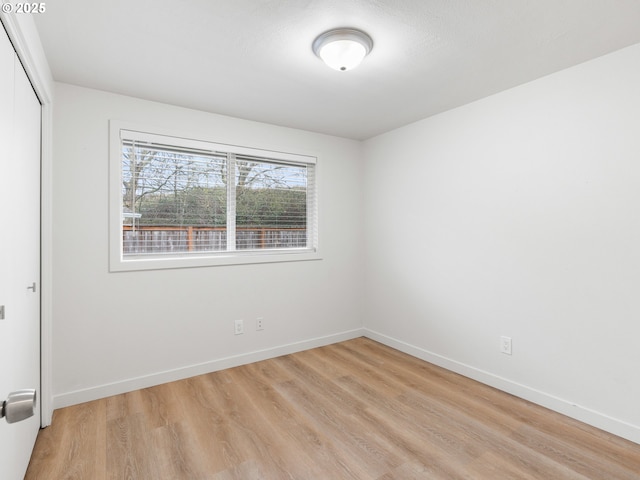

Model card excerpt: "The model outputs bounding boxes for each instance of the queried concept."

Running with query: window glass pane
[122,141,227,255]
[235,155,308,250]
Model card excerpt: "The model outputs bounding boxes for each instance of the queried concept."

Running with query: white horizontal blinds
[119,128,316,258]
[306,162,317,251]
[235,154,309,250]
[121,138,228,256]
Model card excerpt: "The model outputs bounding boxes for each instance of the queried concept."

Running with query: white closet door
[0,23,42,480]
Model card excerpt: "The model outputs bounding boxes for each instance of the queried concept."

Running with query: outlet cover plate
[234,319,244,335]
[500,336,512,355]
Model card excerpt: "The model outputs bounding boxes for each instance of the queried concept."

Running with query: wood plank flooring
[25,338,640,479]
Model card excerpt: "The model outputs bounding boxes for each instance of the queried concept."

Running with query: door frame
[0,10,54,426]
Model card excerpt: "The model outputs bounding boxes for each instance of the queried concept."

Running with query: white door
[0,23,42,480]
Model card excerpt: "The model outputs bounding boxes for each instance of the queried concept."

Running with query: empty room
[1,0,640,478]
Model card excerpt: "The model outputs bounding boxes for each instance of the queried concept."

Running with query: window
[110,123,318,271]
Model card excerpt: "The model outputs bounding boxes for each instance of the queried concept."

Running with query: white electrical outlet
[256,317,264,331]
[234,319,244,335]
[500,336,512,355]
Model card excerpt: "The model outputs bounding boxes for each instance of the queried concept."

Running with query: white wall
[52,83,364,407]
[363,43,640,443]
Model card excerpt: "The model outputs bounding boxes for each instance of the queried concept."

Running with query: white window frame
[109,121,320,272]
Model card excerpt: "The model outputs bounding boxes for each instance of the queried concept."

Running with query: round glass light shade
[312,28,373,71]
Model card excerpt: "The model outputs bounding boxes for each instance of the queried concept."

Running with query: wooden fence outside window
[123,225,306,254]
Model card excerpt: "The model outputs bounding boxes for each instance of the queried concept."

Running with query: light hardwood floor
[26,338,640,479]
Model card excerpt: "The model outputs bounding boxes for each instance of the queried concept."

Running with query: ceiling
[33,0,640,140]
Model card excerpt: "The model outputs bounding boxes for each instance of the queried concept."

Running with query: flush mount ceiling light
[312,28,373,71]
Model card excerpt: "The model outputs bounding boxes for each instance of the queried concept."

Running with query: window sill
[109,249,322,272]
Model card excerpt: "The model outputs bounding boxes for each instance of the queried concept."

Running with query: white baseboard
[364,328,640,445]
[53,328,365,409]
